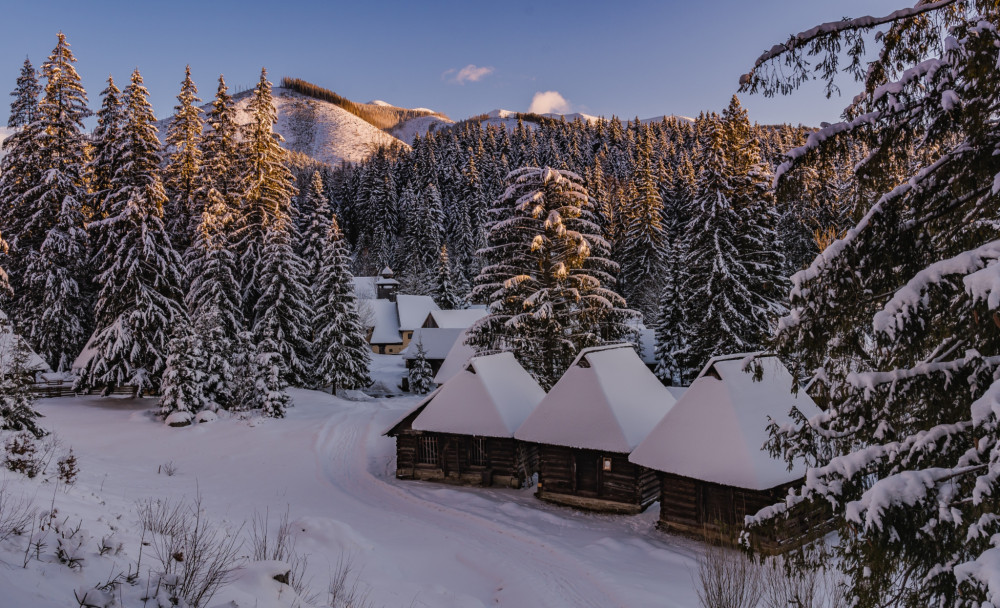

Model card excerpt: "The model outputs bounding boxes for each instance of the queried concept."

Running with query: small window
[602,456,613,472]
[470,438,488,467]
[418,436,438,465]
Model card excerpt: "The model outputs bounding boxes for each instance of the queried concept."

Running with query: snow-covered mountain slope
[390,113,454,145]
[156,88,406,167]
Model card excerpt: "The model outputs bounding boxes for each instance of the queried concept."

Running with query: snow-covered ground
[390,114,454,146]
[0,355,702,607]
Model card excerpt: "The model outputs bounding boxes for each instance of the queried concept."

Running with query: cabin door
[574,451,599,496]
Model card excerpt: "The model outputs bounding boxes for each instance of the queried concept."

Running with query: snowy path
[0,385,704,607]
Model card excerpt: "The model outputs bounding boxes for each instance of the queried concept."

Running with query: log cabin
[514,344,676,514]
[629,353,826,553]
[385,352,545,488]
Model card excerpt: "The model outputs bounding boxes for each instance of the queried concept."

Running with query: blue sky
[1,0,904,127]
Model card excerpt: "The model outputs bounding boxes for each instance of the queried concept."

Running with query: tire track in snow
[312,402,628,608]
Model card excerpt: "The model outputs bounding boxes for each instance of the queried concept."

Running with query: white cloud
[443,64,494,84]
[527,90,571,115]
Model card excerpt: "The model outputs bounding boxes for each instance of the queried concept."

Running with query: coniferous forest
[4,3,1000,604]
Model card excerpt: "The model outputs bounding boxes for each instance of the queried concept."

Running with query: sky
[0,0,906,128]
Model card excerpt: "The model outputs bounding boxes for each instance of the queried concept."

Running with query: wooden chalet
[514,344,676,514]
[385,352,545,488]
[629,353,826,553]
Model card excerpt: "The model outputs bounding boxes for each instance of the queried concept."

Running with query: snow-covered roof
[400,328,464,360]
[364,299,402,345]
[434,328,476,385]
[629,353,821,491]
[423,308,488,329]
[0,315,50,373]
[352,277,377,299]
[397,295,439,332]
[514,344,676,453]
[408,352,545,438]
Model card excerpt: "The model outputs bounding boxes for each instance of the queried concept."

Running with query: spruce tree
[163,66,204,252]
[469,166,634,389]
[252,209,312,388]
[617,136,667,322]
[237,68,297,318]
[312,214,371,394]
[81,69,184,395]
[254,326,290,418]
[0,315,43,437]
[680,118,766,375]
[653,243,690,386]
[408,339,434,395]
[741,5,1000,605]
[433,245,463,310]
[300,170,332,286]
[7,58,41,127]
[15,33,91,371]
[158,320,206,426]
[88,76,125,223]
[185,189,242,410]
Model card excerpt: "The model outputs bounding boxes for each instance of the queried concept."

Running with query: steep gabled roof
[433,328,476,385]
[514,344,675,453]
[423,308,488,329]
[386,352,545,438]
[396,295,439,332]
[400,328,464,360]
[364,299,402,345]
[629,353,821,491]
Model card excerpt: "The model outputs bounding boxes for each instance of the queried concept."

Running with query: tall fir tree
[87,76,125,223]
[0,315,43,437]
[407,339,434,395]
[300,170,332,286]
[469,166,634,389]
[252,208,312,388]
[680,117,767,376]
[741,4,1000,605]
[163,66,204,253]
[312,214,372,394]
[433,245,464,310]
[16,33,91,371]
[653,242,691,385]
[81,69,184,395]
[158,319,207,426]
[617,135,667,322]
[237,68,298,319]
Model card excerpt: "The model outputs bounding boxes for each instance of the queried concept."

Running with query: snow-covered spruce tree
[87,76,125,223]
[312,214,371,394]
[721,95,788,321]
[252,208,312,388]
[15,33,91,372]
[300,170,332,287]
[158,319,206,427]
[81,69,184,396]
[185,189,242,410]
[0,59,41,294]
[398,181,443,289]
[228,331,263,412]
[468,166,635,389]
[653,242,691,386]
[617,134,667,323]
[237,68,298,319]
[163,65,204,253]
[434,245,464,310]
[253,325,290,418]
[408,339,434,395]
[199,75,243,215]
[680,117,769,377]
[739,4,1000,606]
[0,315,43,438]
